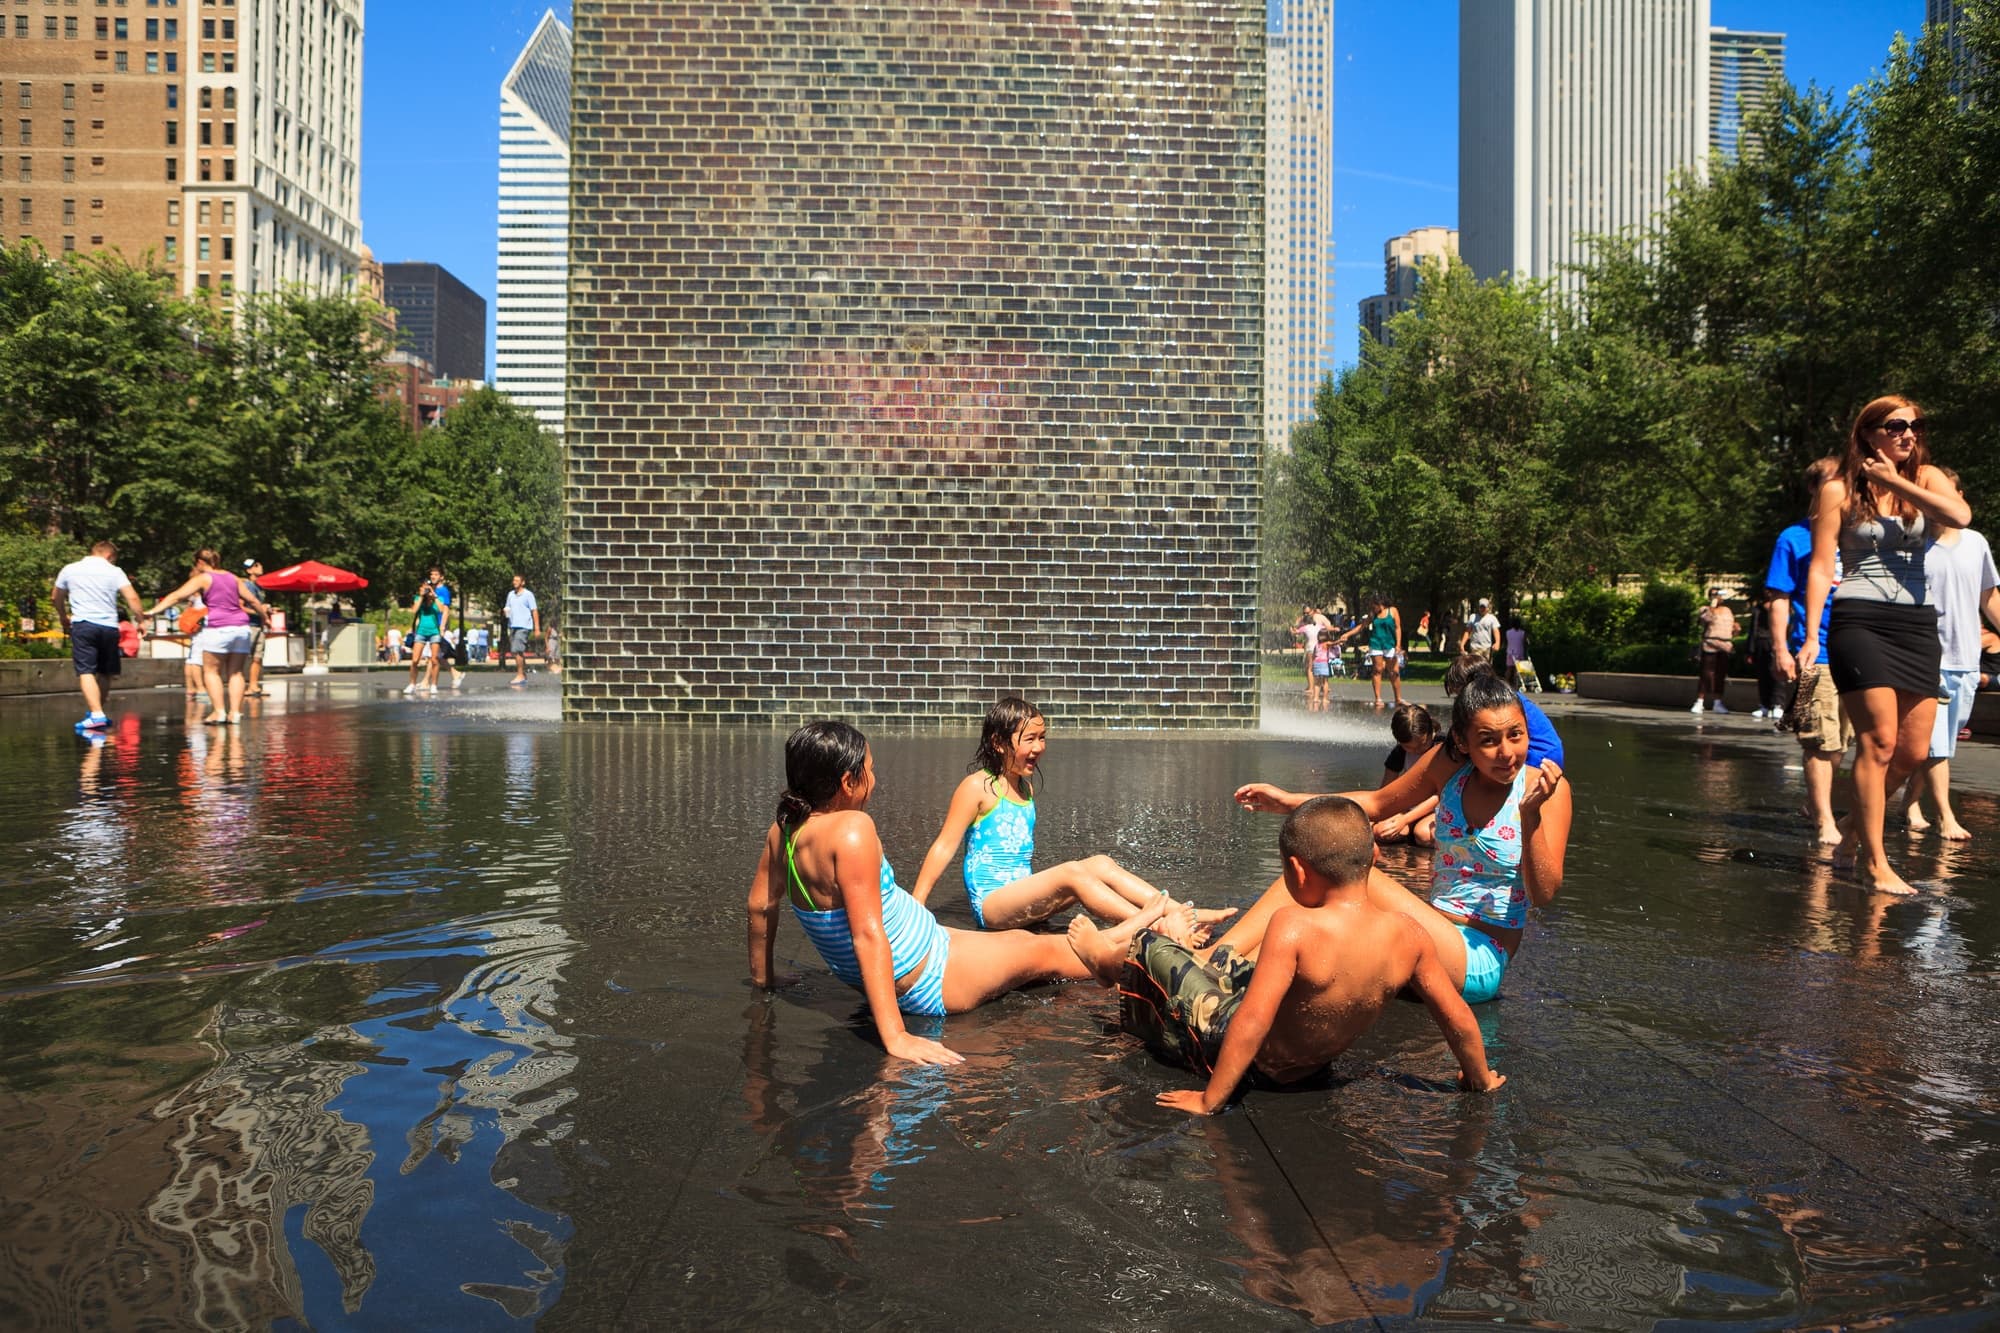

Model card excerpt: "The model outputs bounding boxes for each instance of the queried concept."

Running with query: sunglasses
[1876,418,1926,435]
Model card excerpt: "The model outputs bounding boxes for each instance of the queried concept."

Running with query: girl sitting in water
[1227,673,1570,1004]
[747,720,1182,1067]
[910,697,1236,933]
[1373,703,1441,845]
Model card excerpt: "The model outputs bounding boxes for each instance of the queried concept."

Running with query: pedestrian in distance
[1799,395,1971,895]
[145,548,269,726]
[403,577,446,694]
[1460,597,1502,673]
[503,574,540,685]
[240,558,272,697]
[51,539,148,732]
[1691,588,1738,714]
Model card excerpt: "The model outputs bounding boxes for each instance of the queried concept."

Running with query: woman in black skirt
[1799,395,1970,894]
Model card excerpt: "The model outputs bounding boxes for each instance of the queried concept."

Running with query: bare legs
[200,651,250,722]
[1802,749,1842,844]
[1902,758,1971,840]
[974,854,1236,933]
[1370,655,1405,707]
[1066,898,1201,986]
[1836,685,1934,894]
[77,672,105,716]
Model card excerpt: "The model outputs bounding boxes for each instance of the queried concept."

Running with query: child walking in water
[747,720,1183,1068]
[911,697,1237,933]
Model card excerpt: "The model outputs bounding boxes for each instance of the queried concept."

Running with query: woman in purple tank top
[146,548,269,726]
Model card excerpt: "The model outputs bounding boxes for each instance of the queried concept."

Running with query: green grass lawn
[1263,653,1452,686]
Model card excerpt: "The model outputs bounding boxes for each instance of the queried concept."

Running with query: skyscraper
[1927,1,1985,94]
[1,0,363,301]
[1459,0,1710,291]
[1264,0,1332,449]
[1709,28,1786,159]
[495,10,572,433]
[382,262,488,382]
[1358,225,1458,347]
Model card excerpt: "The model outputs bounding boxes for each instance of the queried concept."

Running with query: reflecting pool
[2,681,1997,1329]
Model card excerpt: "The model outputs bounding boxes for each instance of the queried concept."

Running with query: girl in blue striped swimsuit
[748,721,1169,1067]
[911,698,1237,934]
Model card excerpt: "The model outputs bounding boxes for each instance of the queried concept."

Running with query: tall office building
[494,10,572,433]
[382,261,487,382]
[1709,28,1786,158]
[1460,0,1710,292]
[0,0,363,300]
[1264,0,1332,449]
[1927,1,1985,93]
[1358,225,1458,346]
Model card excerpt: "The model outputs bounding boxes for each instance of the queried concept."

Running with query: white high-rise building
[1264,0,1333,450]
[1459,0,1710,293]
[1709,28,1786,159]
[496,10,572,432]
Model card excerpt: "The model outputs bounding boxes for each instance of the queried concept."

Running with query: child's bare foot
[1155,899,1202,949]
[1066,916,1134,986]
[1814,821,1842,845]
[1852,864,1918,896]
[1905,805,1932,832]
[1938,820,1972,841]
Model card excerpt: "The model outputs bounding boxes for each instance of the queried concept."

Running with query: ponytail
[776,720,869,825]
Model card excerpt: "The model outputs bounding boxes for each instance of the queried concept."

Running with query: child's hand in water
[1156,1089,1218,1115]
[886,1032,964,1066]
[1520,760,1563,814]
[1233,783,1293,813]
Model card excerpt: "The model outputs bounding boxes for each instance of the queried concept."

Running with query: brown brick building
[564,2,1266,727]
[0,0,362,302]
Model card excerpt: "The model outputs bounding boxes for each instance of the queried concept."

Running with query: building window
[44,15,57,38]
[195,272,208,290]
[18,199,30,224]
[200,18,210,37]
[165,82,175,107]
[16,84,28,111]
[218,51,230,72]
[65,17,77,39]
[221,87,233,110]
[163,154,173,179]
[14,17,26,39]
[61,198,73,224]
[198,87,210,108]
[221,121,231,145]
[163,235,174,259]
[90,155,103,174]
[163,51,172,71]
[63,84,75,110]
[61,155,73,180]
[196,198,207,222]
[218,18,229,38]
[112,50,125,70]
[91,199,104,214]
[112,17,124,38]
[61,234,74,252]
[198,52,211,71]
[166,199,177,224]
[143,51,155,72]
[198,119,207,144]
[163,19,175,39]
[220,157,230,180]
[61,119,73,145]
[220,236,230,260]
[196,236,208,260]
[15,157,27,182]
[163,119,173,144]
[16,120,28,146]
[219,200,230,224]
[143,16,154,37]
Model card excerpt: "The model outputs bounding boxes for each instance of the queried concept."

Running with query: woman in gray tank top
[1798,396,1970,896]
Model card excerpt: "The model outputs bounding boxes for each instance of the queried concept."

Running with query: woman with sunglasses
[1799,397,1970,894]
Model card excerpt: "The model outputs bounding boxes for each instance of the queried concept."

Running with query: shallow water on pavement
[2,681,1997,1329]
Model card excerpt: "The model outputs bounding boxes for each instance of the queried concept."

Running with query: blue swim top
[961,776,1035,925]
[784,825,947,994]
[1430,764,1530,930]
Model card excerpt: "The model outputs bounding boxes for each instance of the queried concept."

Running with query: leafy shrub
[1605,642,1699,675]
[1521,581,1635,676]
[1630,580,1701,645]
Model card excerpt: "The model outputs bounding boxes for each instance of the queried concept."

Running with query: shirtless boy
[1068,796,1506,1113]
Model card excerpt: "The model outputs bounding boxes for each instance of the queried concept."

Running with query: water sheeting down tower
[563,1,1265,727]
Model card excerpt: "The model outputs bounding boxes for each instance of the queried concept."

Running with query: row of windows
[161,154,231,180]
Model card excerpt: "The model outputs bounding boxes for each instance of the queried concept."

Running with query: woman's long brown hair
[1837,395,1930,524]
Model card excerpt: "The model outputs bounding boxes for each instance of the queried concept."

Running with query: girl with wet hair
[748,720,1178,1069]
[1373,703,1441,845]
[1228,674,1570,1004]
[909,698,1236,934]
[1799,395,1970,895]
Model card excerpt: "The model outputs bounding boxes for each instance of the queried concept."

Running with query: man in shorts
[240,558,270,696]
[1767,459,1851,844]
[503,574,540,685]
[1066,796,1504,1113]
[51,540,147,730]
[1899,472,1997,840]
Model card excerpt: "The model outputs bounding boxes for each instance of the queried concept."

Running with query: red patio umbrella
[256,560,370,593]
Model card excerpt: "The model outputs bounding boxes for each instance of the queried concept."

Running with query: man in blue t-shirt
[1765,458,1848,844]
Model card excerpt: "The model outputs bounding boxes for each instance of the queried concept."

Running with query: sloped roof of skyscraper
[502,9,572,149]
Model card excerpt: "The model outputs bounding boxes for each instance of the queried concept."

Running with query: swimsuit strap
[781,823,822,912]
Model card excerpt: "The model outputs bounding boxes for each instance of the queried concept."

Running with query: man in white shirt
[503,574,541,686]
[1460,598,1502,665]
[1902,495,2000,840]
[51,539,147,730]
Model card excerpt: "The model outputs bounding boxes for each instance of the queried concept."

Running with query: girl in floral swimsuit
[1228,673,1571,1003]
[911,697,1235,934]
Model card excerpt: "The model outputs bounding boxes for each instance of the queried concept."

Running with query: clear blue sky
[359,2,1924,379]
